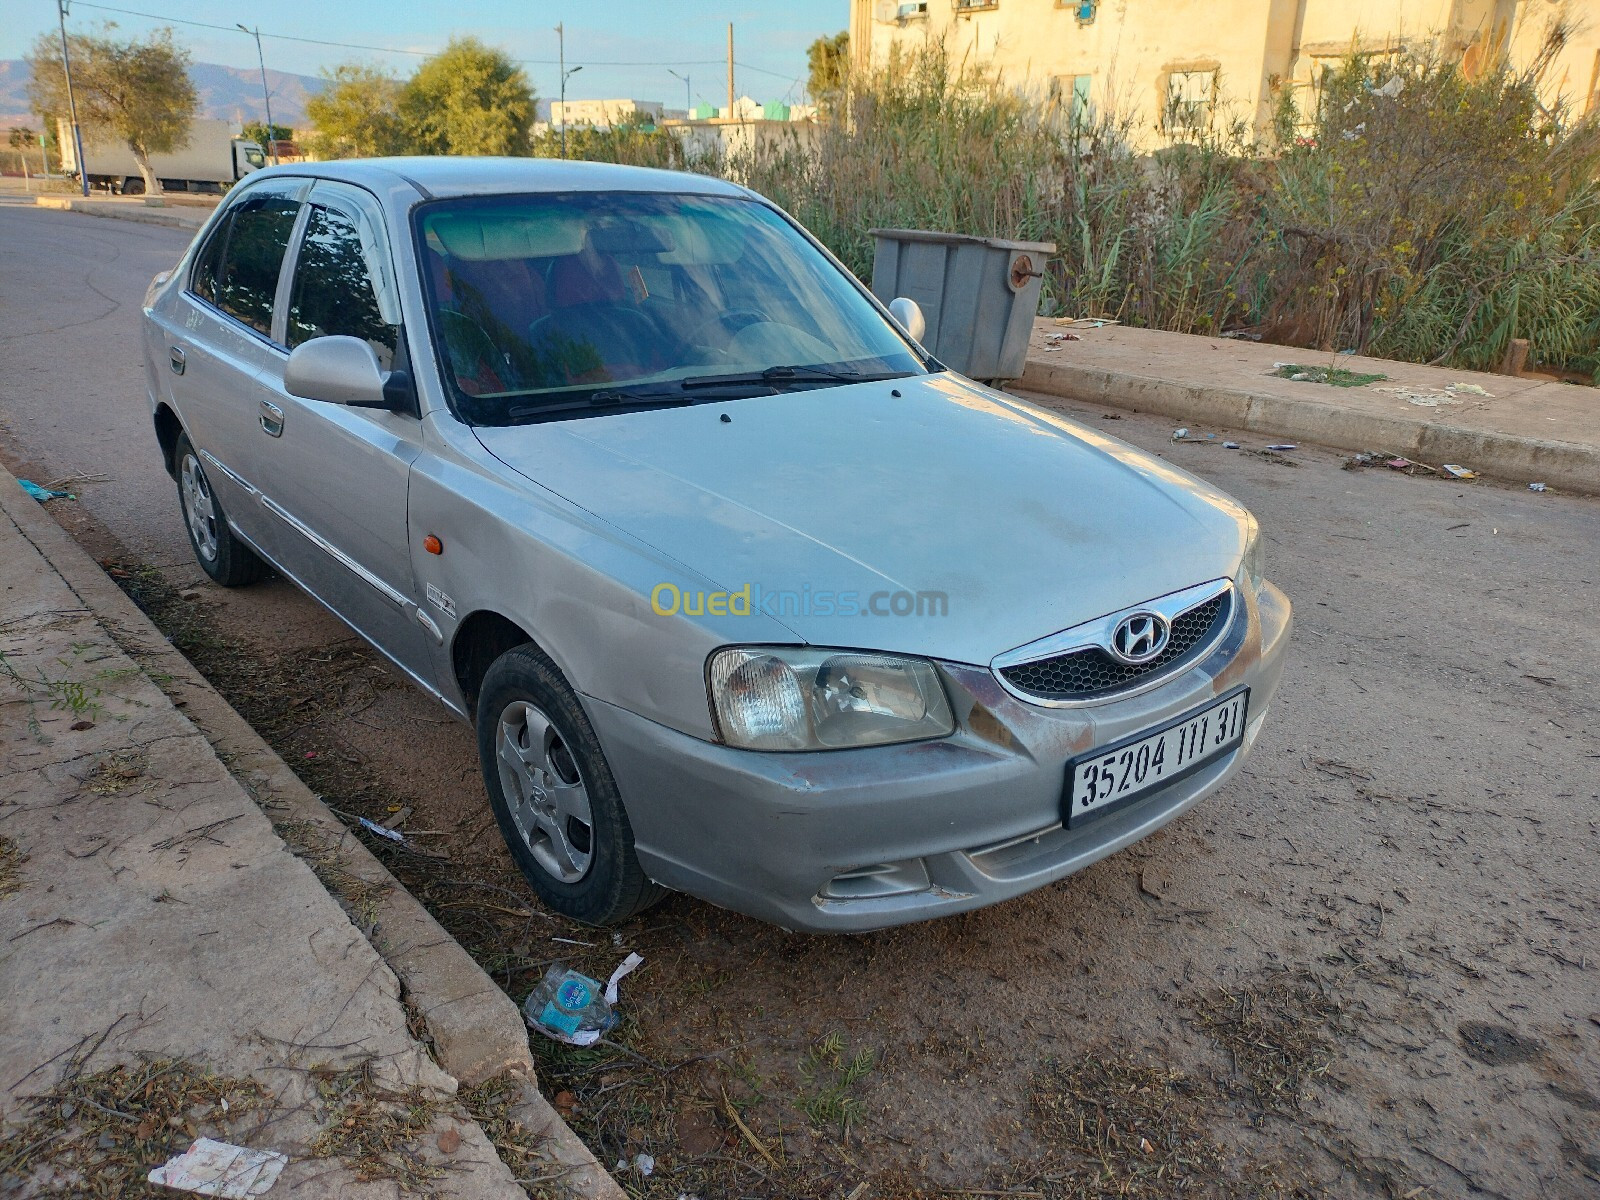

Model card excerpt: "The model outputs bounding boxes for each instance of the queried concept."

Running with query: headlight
[1241,519,1265,592]
[709,647,955,751]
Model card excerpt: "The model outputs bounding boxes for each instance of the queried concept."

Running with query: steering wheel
[682,308,769,349]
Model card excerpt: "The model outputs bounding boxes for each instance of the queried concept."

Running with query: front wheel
[174,433,268,586]
[477,644,664,925]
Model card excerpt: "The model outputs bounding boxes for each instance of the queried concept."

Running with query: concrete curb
[34,194,208,229]
[0,465,624,1200]
[1020,356,1600,496]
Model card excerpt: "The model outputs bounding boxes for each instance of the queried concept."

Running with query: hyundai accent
[141,157,1292,932]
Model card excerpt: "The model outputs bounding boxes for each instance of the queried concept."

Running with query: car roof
[249,156,751,200]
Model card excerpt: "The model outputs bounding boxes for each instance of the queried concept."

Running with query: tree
[26,25,197,195]
[303,64,406,159]
[240,120,291,148]
[807,31,849,110]
[399,38,535,156]
[7,125,46,177]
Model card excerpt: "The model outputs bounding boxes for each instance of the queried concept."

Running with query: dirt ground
[6,386,1597,1200]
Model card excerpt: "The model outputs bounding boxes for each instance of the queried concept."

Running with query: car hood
[473,373,1252,666]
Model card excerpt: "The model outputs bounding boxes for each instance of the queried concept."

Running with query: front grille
[1000,592,1231,701]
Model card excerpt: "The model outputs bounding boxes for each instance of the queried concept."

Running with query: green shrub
[572,33,1600,378]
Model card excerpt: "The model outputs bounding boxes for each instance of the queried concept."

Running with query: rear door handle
[259,399,284,437]
[168,346,186,375]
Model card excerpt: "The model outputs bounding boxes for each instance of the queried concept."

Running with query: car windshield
[415,191,925,424]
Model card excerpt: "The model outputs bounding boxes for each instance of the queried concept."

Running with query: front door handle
[169,346,186,375]
[259,399,284,437]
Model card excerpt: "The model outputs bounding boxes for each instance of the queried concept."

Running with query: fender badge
[425,582,457,619]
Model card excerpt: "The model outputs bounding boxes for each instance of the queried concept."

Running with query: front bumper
[586,579,1292,932]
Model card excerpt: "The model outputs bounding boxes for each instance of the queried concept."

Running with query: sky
[7,1,847,107]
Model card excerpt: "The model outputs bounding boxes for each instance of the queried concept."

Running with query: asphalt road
[3,204,1599,1197]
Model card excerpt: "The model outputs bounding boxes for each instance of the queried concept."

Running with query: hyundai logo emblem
[1109,611,1170,664]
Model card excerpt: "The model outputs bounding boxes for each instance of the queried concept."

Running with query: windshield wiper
[506,385,771,421]
[507,390,692,419]
[679,365,912,390]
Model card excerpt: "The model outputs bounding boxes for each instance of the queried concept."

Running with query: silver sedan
[141,157,1291,932]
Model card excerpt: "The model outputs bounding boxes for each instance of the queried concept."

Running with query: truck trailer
[58,118,267,194]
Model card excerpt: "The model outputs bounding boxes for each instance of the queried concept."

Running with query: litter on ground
[147,1137,287,1197]
[525,952,644,1046]
[1172,427,1189,441]
[1529,482,1547,492]
[1440,464,1478,480]
[357,816,405,843]
[18,479,71,502]
[1266,444,1298,451]
[1224,441,1240,449]
[1373,381,1494,407]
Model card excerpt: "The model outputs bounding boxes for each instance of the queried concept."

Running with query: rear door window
[286,204,398,370]
[215,188,302,337]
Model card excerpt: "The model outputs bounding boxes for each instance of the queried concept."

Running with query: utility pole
[237,25,277,165]
[56,0,89,197]
[726,23,735,119]
[555,24,582,158]
[668,69,690,116]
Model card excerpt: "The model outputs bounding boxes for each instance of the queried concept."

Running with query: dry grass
[0,1055,267,1198]
[308,1059,448,1192]
[1030,1050,1223,1198]
[85,747,147,795]
[461,1074,578,1198]
[0,834,24,899]
[273,818,392,919]
[1183,970,1343,1114]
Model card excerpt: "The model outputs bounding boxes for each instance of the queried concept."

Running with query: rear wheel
[174,433,268,586]
[477,644,664,925]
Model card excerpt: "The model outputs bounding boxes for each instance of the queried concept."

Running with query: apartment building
[549,99,666,129]
[848,0,1600,145]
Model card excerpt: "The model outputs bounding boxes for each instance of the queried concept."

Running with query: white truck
[58,118,267,194]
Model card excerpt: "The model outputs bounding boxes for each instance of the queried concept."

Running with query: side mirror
[284,335,402,410]
[888,296,927,344]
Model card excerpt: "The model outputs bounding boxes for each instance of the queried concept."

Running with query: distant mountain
[0,59,325,131]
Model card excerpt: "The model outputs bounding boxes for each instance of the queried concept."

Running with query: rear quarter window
[189,212,232,305]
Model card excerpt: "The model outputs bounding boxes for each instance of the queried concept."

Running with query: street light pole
[668,69,690,116]
[556,23,566,159]
[56,0,89,197]
[237,24,278,165]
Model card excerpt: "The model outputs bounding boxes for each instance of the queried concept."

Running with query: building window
[1059,73,1093,120]
[954,0,1000,12]
[1057,0,1096,23]
[1164,68,1217,134]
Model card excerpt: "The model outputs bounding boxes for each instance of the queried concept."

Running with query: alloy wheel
[495,699,595,883]
[180,453,219,562]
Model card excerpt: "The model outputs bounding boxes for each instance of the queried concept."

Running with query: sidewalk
[1022,321,1600,494]
[0,470,620,1198]
[32,194,212,230]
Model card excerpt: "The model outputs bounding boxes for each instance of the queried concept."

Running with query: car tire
[174,432,269,587]
[477,643,665,926]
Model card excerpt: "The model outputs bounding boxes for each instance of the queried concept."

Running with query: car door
[155,177,308,537]
[238,179,433,683]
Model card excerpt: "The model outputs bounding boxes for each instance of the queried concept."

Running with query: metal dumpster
[869,228,1055,383]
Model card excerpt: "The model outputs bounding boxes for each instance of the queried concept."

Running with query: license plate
[1066,689,1249,825]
